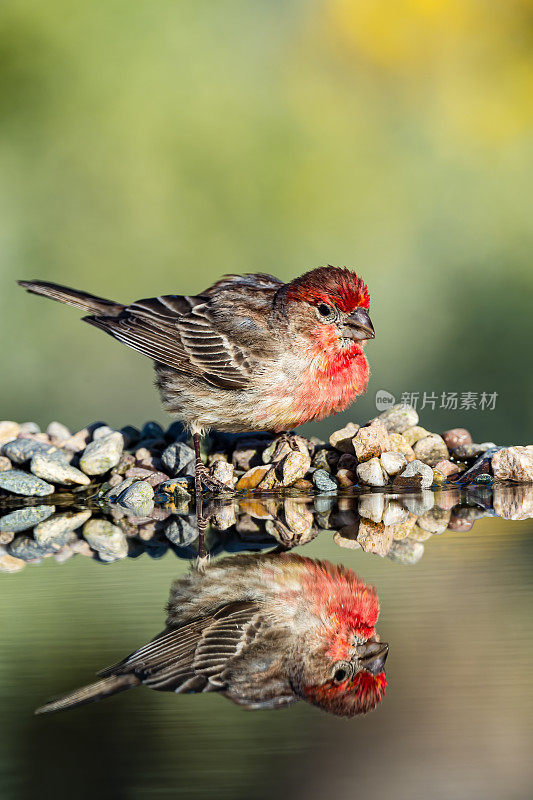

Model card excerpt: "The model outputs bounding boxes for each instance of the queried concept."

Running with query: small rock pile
[0,405,532,515]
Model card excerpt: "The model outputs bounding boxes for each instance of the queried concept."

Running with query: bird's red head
[285,266,370,312]
[294,560,388,717]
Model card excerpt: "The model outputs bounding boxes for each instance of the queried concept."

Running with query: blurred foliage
[0,0,532,441]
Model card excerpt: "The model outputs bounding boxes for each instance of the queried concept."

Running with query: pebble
[358,493,384,523]
[329,422,360,454]
[3,438,56,465]
[356,457,386,487]
[210,461,234,489]
[442,428,472,450]
[353,420,390,462]
[124,467,169,487]
[83,519,128,561]
[387,539,424,565]
[388,433,416,463]
[333,531,361,550]
[19,422,41,435]
[336,468,356,488]
[263,435,309,464]
[492,447,533,482]
[34,510,92,545]
[413,434,449,467]
[31,453,91,486]
[119,425,140,448]
[433,459,462,477]
[312,469,338,491]
[337,453,358,472]
[292,478,314,491]
[0,456,12,472]
[92,425,117,441]
[232,443,262,471]
[161,442,195,476]
[393,459,434,489]
[157,478,193,499]
[375,403,418,433]
[408,526,433,542]
[402,426,430,447]
[117,481,155,516]
[447,516,474,532]
[280,451,311,486]
[236,465,273,490]
[357,519,393,556]
[380,451,407,477]
[312,448,339,473]
[0,470,54,496]
[0,421,19,444]
[0,505,55,533]
[452,443,488,460]
[165,516,198,547]
[80,432,124,475]
[62,427,92,453]
[46,421,71,444]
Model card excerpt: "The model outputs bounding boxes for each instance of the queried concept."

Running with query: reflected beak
[356,641,389,675]
[343,307,375,341]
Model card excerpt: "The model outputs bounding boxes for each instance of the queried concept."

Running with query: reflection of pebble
[0,504,55,533]
[0,470,54,496]
[388,539,424,565]
[83,519,128,561]
[165,516,198,547]
[34,510,92,545]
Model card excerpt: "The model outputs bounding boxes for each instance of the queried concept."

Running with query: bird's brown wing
[98,601,264,694]
[85,294,257,390]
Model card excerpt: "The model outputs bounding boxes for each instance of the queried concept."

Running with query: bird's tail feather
[18,280,122,316]
[35,673,140,715]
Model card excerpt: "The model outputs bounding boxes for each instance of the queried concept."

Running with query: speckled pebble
[375,403,419,433]
[2,438,56,465]
[403,490,435,516]
[0,505,55,533]
[380,451,407,477]
[0,456,12,472]
[281,451,311,486]
[393,459,433,489]
[356,457,386,487]
[0,552,26,572]
[387,539,425,565]
[0,470,54,496]
[117,480,155,515]
[31,453,91,486]
[161,442,195,476]
[80,432,124,476]
[329,422,360,454]
[312,469,338,491]
[412,434,449,467]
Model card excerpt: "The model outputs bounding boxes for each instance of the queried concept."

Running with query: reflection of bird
[19,267,374,492]
[36,553,388,716]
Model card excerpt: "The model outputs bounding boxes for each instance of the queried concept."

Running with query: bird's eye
[332,661,352,683]
[317,302,335,320]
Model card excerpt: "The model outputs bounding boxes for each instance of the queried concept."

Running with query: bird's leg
[195,489,208,564]
[192,432,230,494]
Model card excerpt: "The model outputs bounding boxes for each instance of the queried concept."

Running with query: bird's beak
[343,307,375,341]
[356,641,389,675]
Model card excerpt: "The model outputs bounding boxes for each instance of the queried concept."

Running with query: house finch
[35,553,388,716]
[18,267,374,491]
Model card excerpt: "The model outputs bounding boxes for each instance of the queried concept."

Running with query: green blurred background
[1,0,532,441]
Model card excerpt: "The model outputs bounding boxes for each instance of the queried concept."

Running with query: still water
[1,487,532,800]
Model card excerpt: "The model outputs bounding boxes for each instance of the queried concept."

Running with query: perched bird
[18,267,374,491]
[35,553,388,716]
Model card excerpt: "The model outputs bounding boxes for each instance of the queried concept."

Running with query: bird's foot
[195,464,233,495]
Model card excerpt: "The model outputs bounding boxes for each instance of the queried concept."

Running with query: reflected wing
[99,601,263,693]
[85,294,256,390]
